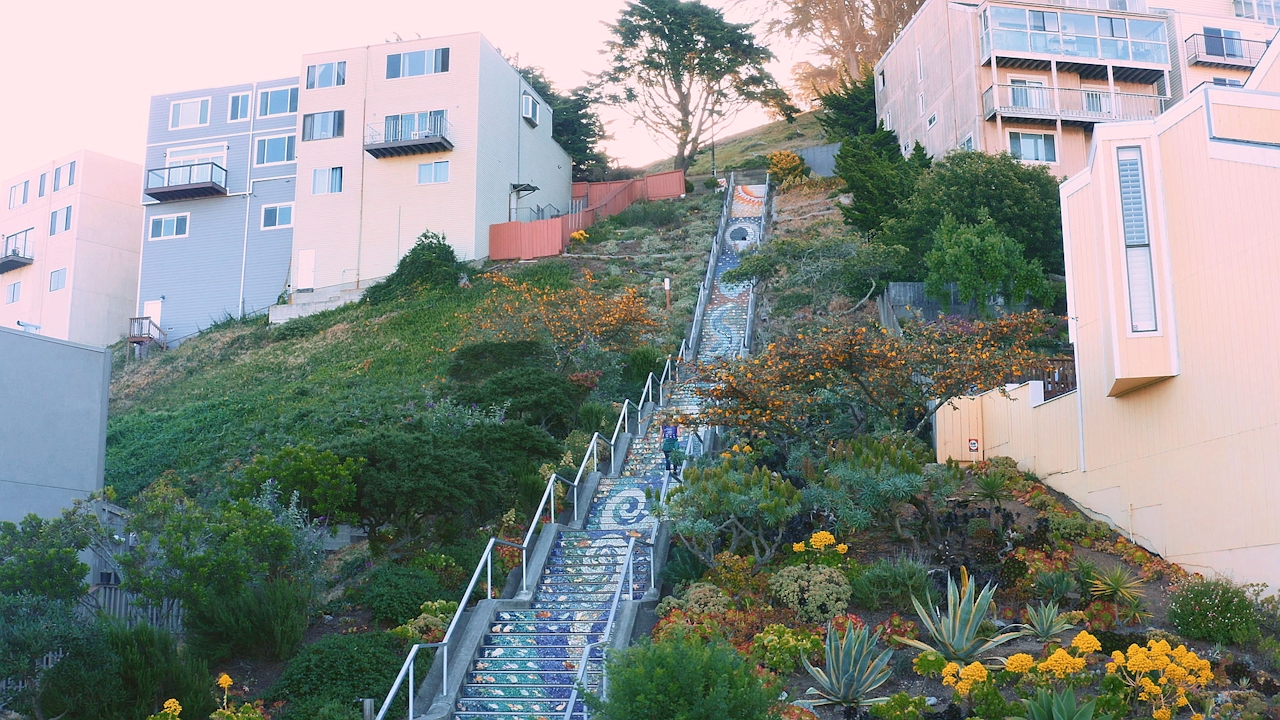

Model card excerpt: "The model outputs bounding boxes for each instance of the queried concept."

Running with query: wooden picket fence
[489,170,686,261]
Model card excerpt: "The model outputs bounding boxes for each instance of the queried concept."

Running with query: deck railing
[983,84,1169,123]
[1005,357,1078,400]
[1185,33,1269,67]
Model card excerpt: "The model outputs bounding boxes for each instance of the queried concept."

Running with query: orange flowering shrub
[697,311,1054,444]
[467,271,658,366]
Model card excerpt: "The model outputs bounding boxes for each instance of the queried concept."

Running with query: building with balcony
[874,0,1276,176]
[287,33,571,299]
[935,44,1280,584]
[136,33,571,342]
[0,151,142,346]
[136,76,300,345]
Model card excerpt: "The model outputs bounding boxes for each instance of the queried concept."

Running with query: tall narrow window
[49,206,72,235]
[53,161,75,191]
[38,173,46,197]
[917,48,924,80]
[5,282,19,304]
[229,93,251,121]
[1117,148,1157,332]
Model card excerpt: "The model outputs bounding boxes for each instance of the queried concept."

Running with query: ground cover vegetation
[4,191,723,718]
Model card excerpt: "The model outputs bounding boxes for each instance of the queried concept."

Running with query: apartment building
[936,44,1280,584]
[0,151,142,347]
[137,76,301,346]
[136,33,571,342]
[874,0,1277,176]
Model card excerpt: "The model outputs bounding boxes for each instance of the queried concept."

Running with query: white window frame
[306,61,347,89]
[522,93,540,126]
[229,92,252,122]
[1116,146,1158,333]
[170,97,211,129]
[301,111,345,141]
[312,167,344,195]
[49,205,72,236]
[149,213,190,240]
[258,86,299,117]
[38,173,46,198]
[5,281,19,305]
[918,93,925,116]
[52,161,76,192]
[255,134,297,166]
[49,267,66,292]
[417,161,450,185]
[927,113,938,128]
[917,47,924,81]
[385,47,451,79]
[261,203,294,229]
[1009,130,1058,163]
[960,135,974,150]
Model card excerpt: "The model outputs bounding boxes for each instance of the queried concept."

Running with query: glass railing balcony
[1185,33,1270,68]
[364,116,453,158]
[983,83,1169,122]
[981,3,1170,69]
[1,230,34,274]
[144,162,228,202]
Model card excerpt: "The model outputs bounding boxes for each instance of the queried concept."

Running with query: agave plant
[1033,570,1078,605]
[803,624,895,719]
[1091,566,1144,624]
[1025,601,1076,642]
[1014,688,1112,720]
[899,574,1026,663]
[970,472,1014,530]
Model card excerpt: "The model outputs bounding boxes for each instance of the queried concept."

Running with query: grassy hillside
[106,193,721,501]
[643,111,828,176]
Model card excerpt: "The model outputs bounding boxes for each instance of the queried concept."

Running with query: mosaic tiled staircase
[450,184,763,720]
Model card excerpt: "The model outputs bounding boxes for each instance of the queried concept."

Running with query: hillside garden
[0,192,723,720]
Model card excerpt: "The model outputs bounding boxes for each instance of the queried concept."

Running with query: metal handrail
[1185,33,1270,66]
[146,161,227,190]
[562,535,637,720]
[3,230,33,260]
[365,116,452,145]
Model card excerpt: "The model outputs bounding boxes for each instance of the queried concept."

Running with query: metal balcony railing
[1,230,34,273]
[983,83,1169,123]
[364,117,453,158]
[144,162,228,202]
[1185,33,1269,68]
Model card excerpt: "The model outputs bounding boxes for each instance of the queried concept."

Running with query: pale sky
[0,0,809,182]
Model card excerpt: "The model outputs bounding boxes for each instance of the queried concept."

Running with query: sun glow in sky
[0,0,810,181]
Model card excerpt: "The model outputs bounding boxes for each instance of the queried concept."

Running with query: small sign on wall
[968,438,980,453]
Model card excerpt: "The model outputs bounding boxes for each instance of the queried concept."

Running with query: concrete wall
[0,327,109,522]
[937,46,1280,585]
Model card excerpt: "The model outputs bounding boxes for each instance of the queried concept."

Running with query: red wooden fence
[489,170,686,261]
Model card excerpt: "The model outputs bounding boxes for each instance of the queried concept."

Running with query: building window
[262,203,293,229]
[38,173,46,197]
[885,110,892,130]
[417,161,450,184]
[384,110,448,141]
[918,94,925,116]
[522,93,540,126]
[927,113,937,128]
[307,61,346,89]
[302,111,345,141]
[1030,10,1060,31]
[1203,27,1245,57]
[49,206,72,235]
[916,48,923,80]
[149,213,189,240]
[259,87,299,117]
[1213,77,1245,86]
[170,98,210,129]
[960,136,974,150]
[312,167,343,195]
[1009,131,1056,162]
[385,47,450,79]
[1234,0,1279,25]
[1117,147,1157,332]
[229,93,252,122]
[53,161,76,192]
[5,282,18,304]
[49,268,66,292]
[8,180,28,209]
[878,70,886,89]
[255,135,297,165]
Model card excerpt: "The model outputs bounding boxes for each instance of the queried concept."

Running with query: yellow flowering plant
[941,661,990,696]
[1106,639,1213,720]
[146,699,183,720]
[792,530,851,568]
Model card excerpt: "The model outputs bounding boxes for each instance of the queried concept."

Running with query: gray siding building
[0,327,109,522]
[137,78,299,344]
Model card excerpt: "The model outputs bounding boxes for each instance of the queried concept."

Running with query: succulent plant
[1024,601,1076,642]
[803,624,895,718]
[899,574,1026,662]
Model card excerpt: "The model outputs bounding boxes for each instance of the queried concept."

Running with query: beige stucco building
[875,0,1277,176]
[0,151,142,346]
[290,33,572,295]
[935,44,1280,585]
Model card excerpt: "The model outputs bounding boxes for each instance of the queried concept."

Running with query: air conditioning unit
[521,93,540,127]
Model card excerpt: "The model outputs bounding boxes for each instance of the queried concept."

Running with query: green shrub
[684,178,695,194]
[446,340,552,384]
[510,259,575,290]
[585,632,780,720]
[268,632,406,720]
[357,564,446,625]
[660,545,709,587]
[363,230,465,305]
[703,176,720,190]
[577,401,613,433]
[185,578,313,662]
[870,693,929,720]
[849,557,931,611]
[605,200,686,231]
[682,582,734,614]
[624,344,666,389]
[752,623,822,675]
[1168,577,1259,645]
[769,564,852,623]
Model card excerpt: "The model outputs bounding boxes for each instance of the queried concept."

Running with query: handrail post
[442,646,447,700]
[522,545,528,594]
[487,552,493,600]
[409,656,415,719]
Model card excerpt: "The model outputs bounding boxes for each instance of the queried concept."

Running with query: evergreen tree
[833,126,927,234]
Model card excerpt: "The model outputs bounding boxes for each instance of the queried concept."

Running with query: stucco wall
[0,327,109,522]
